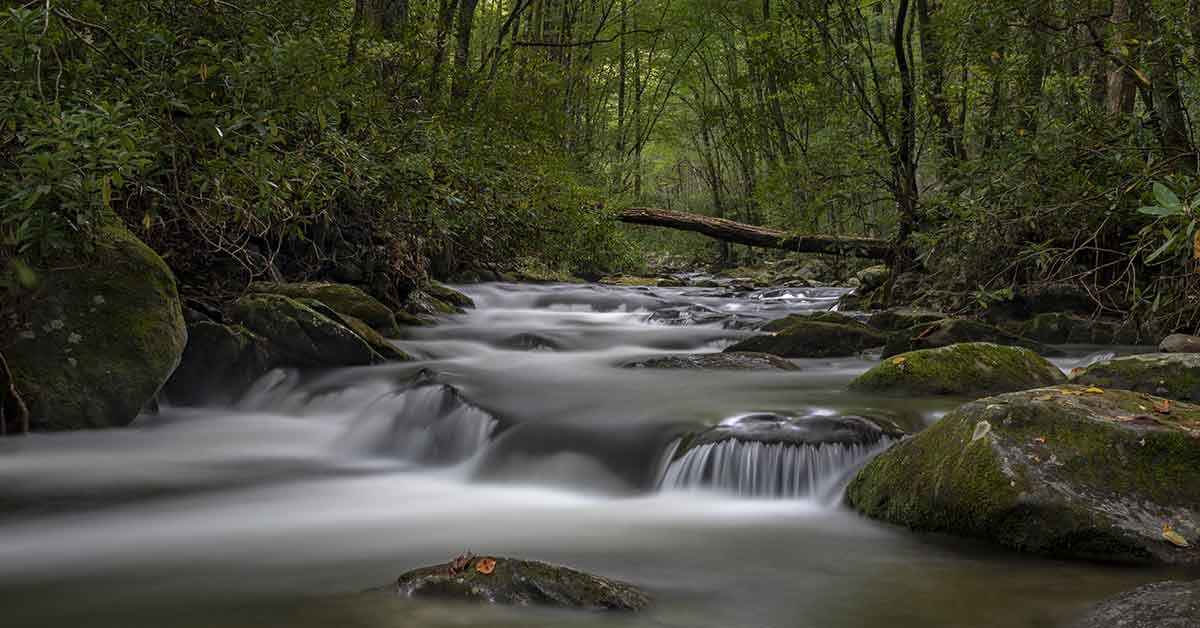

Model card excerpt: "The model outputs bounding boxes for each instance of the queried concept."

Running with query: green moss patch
[848,342,1066,397]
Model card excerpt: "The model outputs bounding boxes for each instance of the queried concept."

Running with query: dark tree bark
[617,207,895,259]
[451,0,482,103]
[428,0,462,105]
[891,0,919,271]
[916,0,962,162]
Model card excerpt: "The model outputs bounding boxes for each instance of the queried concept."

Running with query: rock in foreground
[1067,580,1200,628]
[385,556,650,610]
[847,386,1200,564]
[623,352,798,371]
[848,343,1066,397]
[1072,354,1200,403]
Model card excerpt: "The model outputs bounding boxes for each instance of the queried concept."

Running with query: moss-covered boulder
[760,311,866,332]
[161,319,272,406]
[1067,580,1200,628]
[426,281,475,309]
[1006,312,1141,345]
[623,352,799,370]
[248,281,399,335]
[5,216,186,430]
[297,299,411,362]
[849,343,1066,397]
[724,320,888,358]
[856,265,891,292]
[1072,354,1200,403]
[847,386,1200,564]
[866,308,946,332]
[231,294,380,367]
[882,318,1059,358]
[384,556,650,610]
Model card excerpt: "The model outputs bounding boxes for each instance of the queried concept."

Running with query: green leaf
[1146,234,1177,263]
[1138,205,1185,217]
[1154,182,1181,208]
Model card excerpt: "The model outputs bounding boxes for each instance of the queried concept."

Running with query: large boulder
[849,343,1066,397]
[1067,580,1200,628]
[297,299,411,362]
[847,386,1200,564]
[426,281,475,310]
[5,216,187,430]
[161,319,271,406]
[855,265,891,292]
[724,320,888,358]
[1161,334,1200,354]
[1072,354,1200,403]
[1006,312,1141,345]
[623,352,799,371]
[384,556,650,610]
[248,281,400,335]
[231,294,380,367]
[866,308,946,332]
[882,318,1058,358]
[760,311,865,332]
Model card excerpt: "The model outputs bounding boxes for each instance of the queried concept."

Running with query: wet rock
[231,294,380,367]
[622,352,799,371]
[761,311,865,332]
[248,281,399,336]
[882,318,1059,358]
[866,308,946,332]
[686,413,904,449]
[856,265,891,292]
[5,213,186,430]
[1007,312,1141,345]
[724,320,889,358]
[1161,334,1200,354]
[426,281,475,310]
[299,299,411,362]
[162,320,271,406]
[1072,354,1200,403]
[384,556,650,610]
[849,343,1066,397]
[499,332,563,351]
[1066,580,1200,628]
[847,386,1200,564]
[647,304,731,327]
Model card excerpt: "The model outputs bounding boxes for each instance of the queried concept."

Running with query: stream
[0,280,1175,627]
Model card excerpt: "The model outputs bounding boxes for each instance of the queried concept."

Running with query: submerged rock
[1161,334,1200,354]
[385,556,650,610]
[623,352,798,371]
[847,386,1200,564]
[724,320,888,358]
[5,214,186,430]
[248,281,400,335]
[1067,580,1200,628]
[849,343,1066,397]
[1072,354,1200,403]
[882,318,1058,358]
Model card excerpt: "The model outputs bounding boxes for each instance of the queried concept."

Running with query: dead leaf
[1155,399,1172,415]
[475,558,497,575]
[892,357,907,366]
[1194,230,1200,261]
[1033,436,1047,444]
[1034,394,1055,402]
[1163,524,1190,548]
[1084,387,1105,394]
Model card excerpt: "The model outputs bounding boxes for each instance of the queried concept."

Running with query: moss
[248,281,399,336]
[5,214,186,430]
[761,312,865,332]
[232,294,378,367]
[882,318,1058,358]
[1012,313,1142,345]
[725,321,888,358]
[847,386,1200,563]
[1074,354,1200,402]
[426,282,475,309]
[298,299,410,362]
[848,342,1066,397]
[600,275,662,287]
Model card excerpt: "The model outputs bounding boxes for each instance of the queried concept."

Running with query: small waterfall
[660,438,891,499]
[336,384,498,464]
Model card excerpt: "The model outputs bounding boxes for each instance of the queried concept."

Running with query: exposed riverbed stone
[882,318,1059,358]
[846,386,1200,564]
[1160,334,1200,354]
[849,343,1066,397]
[1072,354,1200,403]
[682,413,905,450]
[623,352,799,371]
[384,556,650,610]
[1067,580,1200,628]
[248,281,400,335]
[5,214,187,430]
[724,320,888,358]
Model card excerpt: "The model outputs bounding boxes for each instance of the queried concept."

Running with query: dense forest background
[3,0,1200,327]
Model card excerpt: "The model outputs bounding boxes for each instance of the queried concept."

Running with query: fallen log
[617,207,894,260]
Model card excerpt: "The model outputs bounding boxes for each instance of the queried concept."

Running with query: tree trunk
[916,0,962,162]
[617,208,895,259]
[451,0,482,103]
[1144,8,1197,173]
[892,0,919,272]
[1106,0,1138,115]
[428,0,461,105]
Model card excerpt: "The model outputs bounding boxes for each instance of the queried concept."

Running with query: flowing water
[0,281,1175,627]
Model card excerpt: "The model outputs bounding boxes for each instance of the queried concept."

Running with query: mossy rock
[1073,354,1200,403]
[161,319,272,406]
[1066,580,1200,628]
[600,275,661,287]
[5,215,186,430]
[725,321,888,358]
[681,413,905,451]
[866,308,946,332]
[761,311,866,332]
[426,281,475,309]
[856,265,891,292]
[248,281,399,336]
[1008,312,1142,345]
[846,386,1200,564]
[231,294,379,367]
[849,343,1066,397]
[384,556,650,610]
[622,352,799,370]
[882,318,1059,358]
[297,299,411,362]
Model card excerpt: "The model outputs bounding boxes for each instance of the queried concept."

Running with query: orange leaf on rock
[476,558,497,575]
[1084,387,1105,394]
[1154,399,1172,414]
